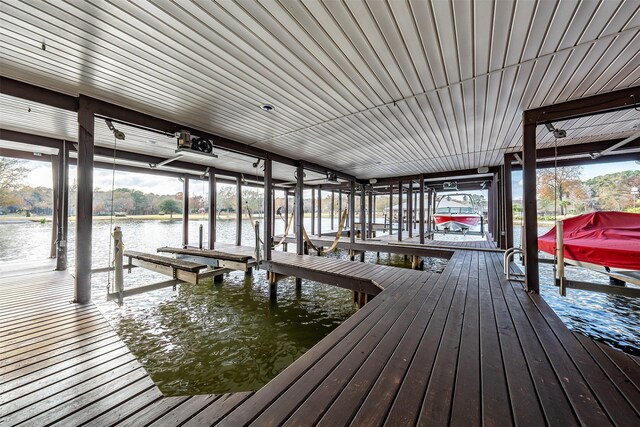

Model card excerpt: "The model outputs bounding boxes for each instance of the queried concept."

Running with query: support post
[296,163,304,255]
[389,184,393,235]
[114,226,124,305]
[398,181,403,242]
[373,194,376,224]
[367,189,373,239]
[360,186,366,241]
[208,169,216,249]
[317,187,322,237]
[311,187,315,236]
[50,154,59,258]
[264,156,272,261]
[330,191,335,230]
[55,142,69,270]
[523,121,539,293]
[349,181,356,244]
[182,176,189,247]
[408,180,413,238]
[236,177,242,246]
[556,220,566,296]
[75,97,94,304]
[503,154,514,249]
[284,190,289,231]
[426,187,432,240]
[419,175,425,244]
[338,189,342,230]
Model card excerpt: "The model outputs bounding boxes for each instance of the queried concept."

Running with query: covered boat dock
[1,0,640,425]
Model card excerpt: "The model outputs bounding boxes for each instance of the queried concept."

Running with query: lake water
[1,218,638,396]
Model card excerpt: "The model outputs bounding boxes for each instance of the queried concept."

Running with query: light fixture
[260,104,274,112]
[477,166,489,174]
[32,152,42,157]
[369,178,378,184]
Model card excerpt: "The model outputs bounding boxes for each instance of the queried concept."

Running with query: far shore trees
[159,199,181,219]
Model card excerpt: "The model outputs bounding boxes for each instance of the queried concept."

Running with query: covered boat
[538,211,640,276]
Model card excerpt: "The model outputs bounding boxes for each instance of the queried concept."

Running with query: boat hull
[434,214,481,230]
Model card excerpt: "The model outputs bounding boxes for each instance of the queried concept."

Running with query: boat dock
[2,246,639,426]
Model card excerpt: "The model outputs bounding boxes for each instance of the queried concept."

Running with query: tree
[536,166,586,215]
[159,198,181,219]
[0,158,30,207]
[586,170,640,211]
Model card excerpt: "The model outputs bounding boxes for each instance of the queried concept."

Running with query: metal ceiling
[1,0,639,180]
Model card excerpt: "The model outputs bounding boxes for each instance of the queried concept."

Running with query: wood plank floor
[2,249,638,426]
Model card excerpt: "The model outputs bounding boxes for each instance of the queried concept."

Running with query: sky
[22,159,640,199]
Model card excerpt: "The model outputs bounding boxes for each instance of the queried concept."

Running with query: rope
[302,208,349,254]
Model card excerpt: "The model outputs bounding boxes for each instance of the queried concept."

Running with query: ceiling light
[260,104,274,112]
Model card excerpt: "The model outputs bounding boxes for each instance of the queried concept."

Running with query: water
[1,218,638,396]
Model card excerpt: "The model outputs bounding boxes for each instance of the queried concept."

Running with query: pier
[2,247,639,425]
[1,2,640,425]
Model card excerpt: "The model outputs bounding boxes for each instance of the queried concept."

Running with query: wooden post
[50,154,59,258]
[408,180,413,238]
[182,176,189,247]
[264,156,272,261]
[556,220,566,296]
[208,169,216,250]
[338,189,343,229]
[271,187,276,244]
[317,187,322,237]
[236,177,242,246]
[398,181,403,242]
[75,96,94,304]
[55,141,69,271]
[523,121,539,293]
[389,184,393,235]
[296,163,304,256]
[113,226,124,305]
[254,220,261,264]
[373,194,376,224]
[503,154,514,249]
[284,190,290,230]
[310,186,315,236]
[360,186,366,241]
[368,189,373,239]
[330,191,335,230]
[419,175,425,244]
[349,181,356,244]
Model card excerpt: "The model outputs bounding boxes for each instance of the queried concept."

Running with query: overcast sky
[22,159,640,199]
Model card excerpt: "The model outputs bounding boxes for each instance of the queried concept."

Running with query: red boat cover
[538,211,640,271]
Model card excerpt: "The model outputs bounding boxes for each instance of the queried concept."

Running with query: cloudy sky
[23,159,640,199]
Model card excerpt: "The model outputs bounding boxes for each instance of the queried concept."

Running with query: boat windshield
[436,207,449,214]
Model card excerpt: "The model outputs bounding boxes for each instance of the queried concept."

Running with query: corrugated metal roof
[1,0,639,179]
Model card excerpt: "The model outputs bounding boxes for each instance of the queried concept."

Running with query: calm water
[1,218,638,396]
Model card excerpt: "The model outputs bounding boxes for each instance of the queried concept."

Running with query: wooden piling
[236,177,242,246]
[208,169,216,250]
[113,226,124,305]
[182,176,189,247]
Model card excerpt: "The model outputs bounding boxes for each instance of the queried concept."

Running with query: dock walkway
[1,245,639,425]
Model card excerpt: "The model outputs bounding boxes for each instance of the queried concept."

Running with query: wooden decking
[1,246,639,426]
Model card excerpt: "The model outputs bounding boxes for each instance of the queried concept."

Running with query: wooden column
[271,187,276,242]
[408,180,413,238]
[419,175,425,244]
[367,189,373,239]
[310,187,315,235]
[317,188,322,237]
[296,163,304,255]
[235,177,242,246]
[349,181,356,244]
[182,176,189,247]
[397,181,403,241]
[498,167,506,249]
[372,194,376,223]
[75,97,94,304]
[426,187,432,239]
[208,169,216,250]
[503,154,514,249]
[360,186,366,241]
[263,156,272,261]
[338,189,342,228]
[523,122,539,293]
[330,191,335,230]
[55,142,69,271]
[284,190,289,231]
[50,154,59,258]
[389,184,393,235]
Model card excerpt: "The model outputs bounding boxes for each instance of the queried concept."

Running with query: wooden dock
[1,246,639,426]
